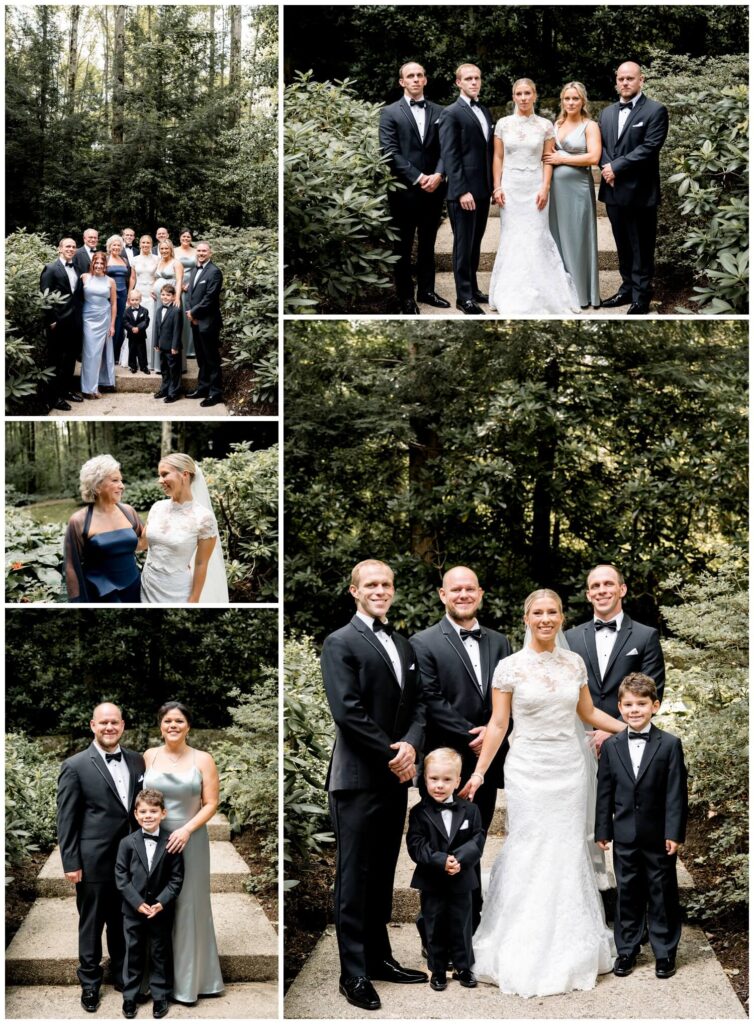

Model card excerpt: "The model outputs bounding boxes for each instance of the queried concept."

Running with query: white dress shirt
[460,93,489,140]
[142,829,160,870]
[357,610,403,686]
[618,91,642,137]
[94,741,129,809]
[627,723,651,776]
[404,94,426,140]
[440,795,454,836]
[59,256,77,291]
[447,615,483,690]
[594,611,624,679]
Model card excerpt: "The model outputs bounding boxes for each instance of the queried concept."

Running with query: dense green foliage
[284,73,398,313]
[6,608,277,737]
[7,5,277,235]
[5,509,66,603]
[284,5,748,104]
[5,231,58,411]
[285,320,747,641]
[283,635,334,882]
[5,734,61,875]
[659,547,748,918]
[652,55,748,312]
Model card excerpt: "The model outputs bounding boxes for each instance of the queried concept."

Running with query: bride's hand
[492,187,505,207]
[458,772,483,800]
[535,187,549,210]
[166,826,191,853]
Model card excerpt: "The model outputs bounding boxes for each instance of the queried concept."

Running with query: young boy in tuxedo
[596,673,688,981]
[115,789,184,1019]
[124,289,151,374]
[153,284,183,403]
[406,748,485,992]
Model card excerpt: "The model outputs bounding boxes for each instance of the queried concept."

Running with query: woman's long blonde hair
[556,81,591,125]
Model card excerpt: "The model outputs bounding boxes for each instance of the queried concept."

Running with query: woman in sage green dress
[149,240,186,371]
[544,81,602,309]
[176,229,198,358]
[143,702,224,1004]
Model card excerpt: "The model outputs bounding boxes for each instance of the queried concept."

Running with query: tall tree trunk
[66,7,80,115]
[229,5,242,123]
[406,341,441,565]
[208,6,216,93]
[38,6,51,184]
[530,358,560,586]
[161,421,173,456]
[111,6,125,147]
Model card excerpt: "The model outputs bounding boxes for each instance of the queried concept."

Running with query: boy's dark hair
[160,283,176,297]
[135,788,166,810]
[618,672,658,703]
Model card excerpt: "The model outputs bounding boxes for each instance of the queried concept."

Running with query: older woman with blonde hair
[63,455,143,602]
[140,453,228,603]
[105,235,136,365]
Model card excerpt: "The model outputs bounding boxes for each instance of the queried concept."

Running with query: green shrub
[5,508,65,603]
[202,442,278,601]
[123,478,164,510]
[283,635,334,885]
[284,72,399,312]
[6,733,60,877]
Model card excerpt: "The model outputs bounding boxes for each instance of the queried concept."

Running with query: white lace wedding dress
[489,114,580,315]
[473,645,614,997]
[141,498,218,603]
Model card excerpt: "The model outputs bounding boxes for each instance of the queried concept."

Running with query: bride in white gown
[140,453,229,604]
[489,79,580,315]
[461,589,625,997]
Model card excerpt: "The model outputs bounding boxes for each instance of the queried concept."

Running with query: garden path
[6,813,277,1019]
[285,790,744,1019]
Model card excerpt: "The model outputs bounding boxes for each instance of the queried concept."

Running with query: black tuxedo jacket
[598,94,668,208]
[123,243,138,264]
[321,615,425,792]
[406,796,484,894]
[115,827,184,918]
[73,246,101,276]
[40,259,83,326]
[57,743,145,882]
[124,305,150,337]
[565,614,665,717]
[187,261,223,325]
[153,303,183,352]
[595,725,687,847]
[410,618,511,785]
[438,98,494,201]
[379,98,445,187]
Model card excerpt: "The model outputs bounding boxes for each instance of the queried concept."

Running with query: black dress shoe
[81,988,100,1012]
[186,389,208,399]
[130,367,137,374]
[368,957,428,983]
[627,302,650,315]
[200,396,223,407]
[142,368,151,375]
[456,300,484,315]
[164,395,179,404]
[122,1000,137,1019]
[153,391,167,400]
[613,954,637,976]
[401,298,420,314]
[600,291,632,308]
[67,392,85,403]
[53,399,72,411]
[655,956,676,979]
[452,969,477,988]
[417,291,451,308]
[338,976,381,1011]
[430,972,447,991]
[152,999,169,1018]
[472,291,489,304]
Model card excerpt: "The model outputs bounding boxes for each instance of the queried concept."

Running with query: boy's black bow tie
[142,833,159,842]
[628,731,650,741]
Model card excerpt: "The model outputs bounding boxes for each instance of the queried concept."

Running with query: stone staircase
[6,814,277,1019]
[285,790,744,1019]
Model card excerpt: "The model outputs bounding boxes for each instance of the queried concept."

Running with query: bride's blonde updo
[160,452,197,480]
[512,77,538,108]
[523,588,563,617]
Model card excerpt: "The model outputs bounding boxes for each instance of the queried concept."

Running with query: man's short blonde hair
[455,62,480,80]
[350,559,393,588]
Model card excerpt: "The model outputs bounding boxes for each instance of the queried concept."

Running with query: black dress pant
[159,350,182,398]
[76,879,126,989]
[612,840,681,959]
[128,332,149,372]
[329,786,408,979]
[606,204,658,304]
[388,186,444,300]
[191,320,223,398]
[447,198,490,302]
[46,317,80,401]
[122,913,173,1001]
[420,890,474,973]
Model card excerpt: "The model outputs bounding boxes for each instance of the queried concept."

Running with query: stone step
[284,921,745,1019]
[37,840,249,897]
[111,361,199,393]
[208,812,232,842]
[49,390,229,417]
[6,982,278,1019]
[6,892,277,985]
[405,787,508,836]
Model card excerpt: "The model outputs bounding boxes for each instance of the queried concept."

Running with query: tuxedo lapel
[148,832,169,876]
[88,747,127,811]
[458,98,486,140]
[613,729,635,784]
[124,749,142,810]
[479,631,491,696]
[423,803,450,843]
[440,619,481,696]
[135,832,150,873]
[399,99,423,144]
[616,94,646,152]
[351,616,399,685]
[582,623,601,685]
[635,725,662,784]
[604,616,633,683]
[446,804,466,844]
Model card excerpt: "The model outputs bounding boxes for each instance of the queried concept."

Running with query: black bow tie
[628,731,650,741]
[619,102,633,112]
[469,98,480,107]
[594,619,617,632]
[372,619,394,637]
[432,799,457,812]
[410,99,426,108]
[460,627,482,641]
[65,262,74,268]
[142,832,159,842]
[105,752,122,763]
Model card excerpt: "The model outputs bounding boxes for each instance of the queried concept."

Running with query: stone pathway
[6,814,277,1019]
[285,791,744,1019]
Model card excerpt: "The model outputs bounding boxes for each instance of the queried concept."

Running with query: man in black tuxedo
[321,559,427,1011]
[56,703,145,1013]
[121,228,138,265]
[73,228,101,276]
[186,241,224,407]
[379,61,448,314]
[39,237,85,410]
[599,62,669,315]
[438,64,493,315]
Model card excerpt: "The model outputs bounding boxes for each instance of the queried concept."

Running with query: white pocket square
[631,122,644,128]
[138,775,144,782]
[626,648,639,656]
[460,820,469,830]
[409,663,415,670]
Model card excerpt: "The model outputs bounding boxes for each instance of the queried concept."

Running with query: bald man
[57,703,145,1013]
[598,61,669,315]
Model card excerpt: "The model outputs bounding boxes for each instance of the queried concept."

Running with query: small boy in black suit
[115,789,184,1019]
[406,747,485,992]
[124,289,151,374]
[596,673,688,981]
[153,284,183,403]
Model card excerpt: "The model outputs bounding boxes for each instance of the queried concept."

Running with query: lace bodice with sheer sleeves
[140,499,218,603]
[494,113,555,170]
[473,644,614,997]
